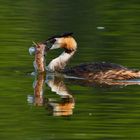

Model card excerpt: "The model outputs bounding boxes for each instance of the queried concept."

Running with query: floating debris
[89,113,93,116]
[96,26,105,30]
[27,95,34,104]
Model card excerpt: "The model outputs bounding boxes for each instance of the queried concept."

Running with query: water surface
[0,0,140,140]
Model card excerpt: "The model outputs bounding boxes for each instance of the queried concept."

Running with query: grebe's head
[44,32,77,52]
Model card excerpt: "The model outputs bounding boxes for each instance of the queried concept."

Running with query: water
[0,0,140,139]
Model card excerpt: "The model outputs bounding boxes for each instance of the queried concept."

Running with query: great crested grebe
[34,33,140,81]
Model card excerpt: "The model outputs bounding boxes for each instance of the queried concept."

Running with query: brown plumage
[63,62,140,81]
[60,36,77,52]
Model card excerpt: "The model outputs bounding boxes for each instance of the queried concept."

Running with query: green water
[0,0,140,139]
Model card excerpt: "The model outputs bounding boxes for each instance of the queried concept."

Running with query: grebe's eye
[50,38,56,44]
[44,38,57,49]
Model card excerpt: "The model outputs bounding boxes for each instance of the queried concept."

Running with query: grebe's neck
[46,50,76,72]
[46,36,77,72]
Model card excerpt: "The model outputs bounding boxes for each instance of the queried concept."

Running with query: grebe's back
[63,62,140,81]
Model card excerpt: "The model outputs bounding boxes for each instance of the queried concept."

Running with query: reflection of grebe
[33,33,140,81]
[27,72,75,116]
[45,75,75,116]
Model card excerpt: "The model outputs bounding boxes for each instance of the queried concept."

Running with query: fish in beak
[29,41,47,73]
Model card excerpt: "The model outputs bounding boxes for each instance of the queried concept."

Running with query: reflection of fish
[36,32,140,82]
[34,73,45,106]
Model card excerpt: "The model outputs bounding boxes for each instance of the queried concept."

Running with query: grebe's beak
[42,38,58,50]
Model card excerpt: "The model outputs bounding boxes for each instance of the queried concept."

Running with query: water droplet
[29,47,35,55]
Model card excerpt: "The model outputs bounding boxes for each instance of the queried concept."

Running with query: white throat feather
[46,50,76,72]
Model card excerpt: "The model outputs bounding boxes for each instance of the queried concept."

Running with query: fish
[29,41,47,73]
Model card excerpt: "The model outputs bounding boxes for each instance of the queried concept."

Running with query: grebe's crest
[45,32,77,52]
[55,36,77,51]
[46,32,73,41]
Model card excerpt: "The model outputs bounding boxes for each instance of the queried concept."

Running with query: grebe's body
[63,62,140,81]
[40,33,140,81]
